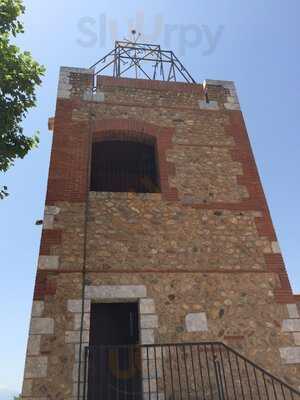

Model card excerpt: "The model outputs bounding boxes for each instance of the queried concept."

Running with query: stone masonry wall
[22,271,300,399]
[86,193,270,272]
[21,68,300,399]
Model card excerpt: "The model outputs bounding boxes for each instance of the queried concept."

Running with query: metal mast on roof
[90,30,196,83]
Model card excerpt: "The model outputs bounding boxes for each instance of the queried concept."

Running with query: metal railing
[81,342,300,400]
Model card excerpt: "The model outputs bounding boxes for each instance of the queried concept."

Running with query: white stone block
[58,78,70,86]
[58,67,94,100]
[226,95,236,103]
[204,79,234,87]
[271,241,281,254]
[224,102,240,110]
[60,66,94,75]
[58,90,71,99]
[24,356,48,378]
[74,313,90,331]
[141,329,155,344]
[43,206,60,229]
[43,214,54,229]
[45,206,60,215]
[139,298,156,314]
[65,330,89,344]
[140,315,158,329]
[280,347,300,364]
[31,301,44,317]
[60,83,72,90]
[58,76,68,85]
[199,100,219,110]
[30,318,54,335]
[282,319,300,332]
[185,313,208,332]
[93,91,105,102]
[293,333,300,345]
[67,299,91,313]
[287,304,300,319]
[85,285,147,300]
[83,89,105,102]
[38,255,59,270]
[83,89,93,101]
[27,335,41,355]
[204,79,240,111]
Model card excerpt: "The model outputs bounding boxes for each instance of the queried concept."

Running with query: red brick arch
[92,118,178,200]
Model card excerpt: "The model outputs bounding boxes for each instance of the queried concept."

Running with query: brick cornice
[97,75,203,94]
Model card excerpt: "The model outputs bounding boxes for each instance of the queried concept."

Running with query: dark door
[88,303,141,400]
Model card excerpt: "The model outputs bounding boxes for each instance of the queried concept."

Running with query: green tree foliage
[0,0,45,198]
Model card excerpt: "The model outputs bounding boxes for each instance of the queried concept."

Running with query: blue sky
[1,0,300,396]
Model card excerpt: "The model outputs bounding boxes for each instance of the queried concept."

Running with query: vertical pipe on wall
[77,91,95,400]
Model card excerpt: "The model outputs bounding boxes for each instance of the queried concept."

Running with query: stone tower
[21,42,300,400]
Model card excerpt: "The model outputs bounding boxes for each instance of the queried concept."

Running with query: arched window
[90,134,160,193]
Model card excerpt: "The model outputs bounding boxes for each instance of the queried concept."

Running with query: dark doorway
[90,140,160,193]
[88,303,141,400]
